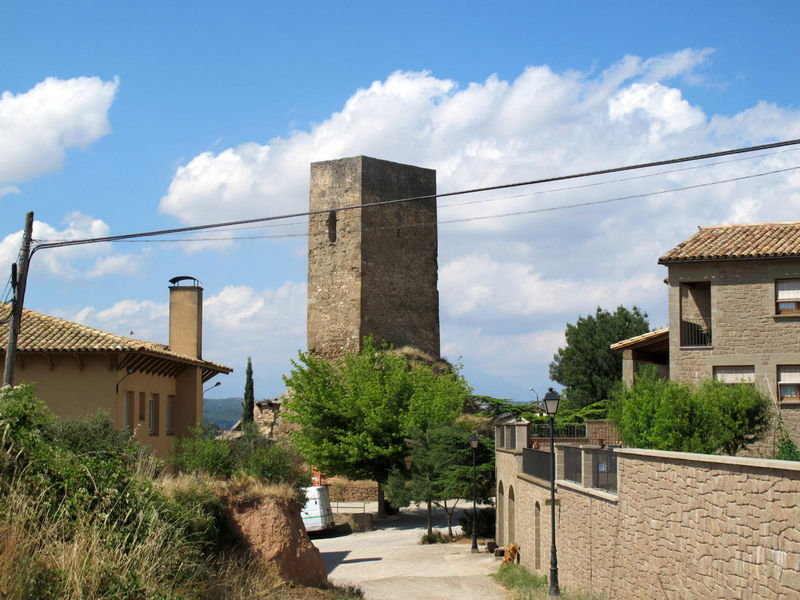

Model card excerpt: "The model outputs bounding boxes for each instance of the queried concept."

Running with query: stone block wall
[307,156,440,360]
[323,476,378,502]
[496,436,800,599]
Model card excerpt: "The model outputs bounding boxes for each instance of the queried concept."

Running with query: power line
[101,163,800,245]
[30,137,800,254]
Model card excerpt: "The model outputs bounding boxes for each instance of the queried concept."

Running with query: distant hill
[203,396,242,430]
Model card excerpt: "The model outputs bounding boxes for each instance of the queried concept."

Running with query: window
[779,366,800,403]
[139,392,146,421]
[123,391,133,431]
[776,279,800,314]
[166,395,175,435]
[714,366,755,384]
[327,210,337,243]
[149,394,159,435]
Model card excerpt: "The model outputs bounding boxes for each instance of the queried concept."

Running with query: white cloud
[440,252,662,320]
[204,282,306,333]
[0,185,20,197]
[0,212,144,280]
[0,76,118,184]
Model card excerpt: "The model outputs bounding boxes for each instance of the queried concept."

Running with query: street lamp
[203,381,221,394]
[542,387,560,596]
[469,433,479,554]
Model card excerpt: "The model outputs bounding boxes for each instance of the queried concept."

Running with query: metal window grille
[497,426,505,448]
[680,316,712,346]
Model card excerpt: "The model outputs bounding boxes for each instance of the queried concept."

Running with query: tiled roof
[659,222,800,263]
[0,303,231,374]
[610,328,669,351]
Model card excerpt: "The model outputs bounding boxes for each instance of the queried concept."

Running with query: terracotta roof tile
[0,303,231,374]
[659,221,800,263]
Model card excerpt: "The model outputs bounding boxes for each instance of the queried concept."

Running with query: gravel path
[311,505,507,600]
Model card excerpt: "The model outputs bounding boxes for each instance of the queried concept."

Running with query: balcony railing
[563,446,581,483]
[531,423,587,438]
[522,448,551,480]
[680,317,712,346]
[592,449,617,493]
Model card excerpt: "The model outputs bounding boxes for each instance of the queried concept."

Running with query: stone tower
[307,155,440,359]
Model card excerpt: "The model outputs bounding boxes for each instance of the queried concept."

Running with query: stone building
[612,221,800,451]
[307,155,440,359]
[0,278,231,457]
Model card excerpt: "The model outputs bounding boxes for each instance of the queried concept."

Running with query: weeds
[492,563,602,600]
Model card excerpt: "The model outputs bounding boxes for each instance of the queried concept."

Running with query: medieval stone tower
[307,155,440,359]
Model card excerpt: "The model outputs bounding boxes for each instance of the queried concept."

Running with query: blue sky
[2,1,800,403]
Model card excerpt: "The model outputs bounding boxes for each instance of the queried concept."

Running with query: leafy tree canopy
[386,424,494,536]
[609,366,771,455]
[549,306,650,410]
[283,337,470,514]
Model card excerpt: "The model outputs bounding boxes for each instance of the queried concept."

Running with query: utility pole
[4,212,34,387]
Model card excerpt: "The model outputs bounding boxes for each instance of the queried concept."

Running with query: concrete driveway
[311,504,507,600]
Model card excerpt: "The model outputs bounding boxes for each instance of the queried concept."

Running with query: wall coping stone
[557,479,619,503]
[616,447,800,473]
[517,472,552,489]
[497,447,523,456]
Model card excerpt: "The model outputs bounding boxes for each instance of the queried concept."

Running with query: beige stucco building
[0,279,231,457]
[613,221,800,450]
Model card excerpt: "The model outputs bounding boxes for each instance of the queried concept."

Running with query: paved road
[311,505,507,600]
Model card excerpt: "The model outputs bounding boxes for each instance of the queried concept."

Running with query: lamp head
[469,434,479,449]
[542,387,560,416]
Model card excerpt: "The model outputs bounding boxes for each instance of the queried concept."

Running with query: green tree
[283,337,469,517]
[609,366,771,455]
[242,356,254,425]
[549,306,650,410]
[386,424,494,537]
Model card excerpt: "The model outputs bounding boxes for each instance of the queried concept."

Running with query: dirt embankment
[226,493,328,588]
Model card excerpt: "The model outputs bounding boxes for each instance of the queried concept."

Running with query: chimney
[168,276,202,358]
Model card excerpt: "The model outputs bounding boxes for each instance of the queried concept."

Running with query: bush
[610,366,771,455]
[776,429,800,461]
[459,506,495,538]
[171,424,235,478]
[419,529,449,544]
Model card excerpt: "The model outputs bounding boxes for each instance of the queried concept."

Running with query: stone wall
[307,156,440,360]
[497,438,800,598]
[323,476,378,502]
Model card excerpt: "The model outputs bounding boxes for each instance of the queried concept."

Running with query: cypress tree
[242,356,254,424]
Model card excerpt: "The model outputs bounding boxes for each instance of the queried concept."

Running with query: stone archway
[497,481,505,546]
[508,485,515,545]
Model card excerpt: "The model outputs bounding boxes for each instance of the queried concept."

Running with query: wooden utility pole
[3,211,34,387]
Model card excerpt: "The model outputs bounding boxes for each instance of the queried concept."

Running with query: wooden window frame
[776,279,800,315]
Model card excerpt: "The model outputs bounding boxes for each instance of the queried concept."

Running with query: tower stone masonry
[307,155,440,360]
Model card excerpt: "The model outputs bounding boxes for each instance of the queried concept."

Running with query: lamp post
[470,433,479,553]
[542,387,560,596]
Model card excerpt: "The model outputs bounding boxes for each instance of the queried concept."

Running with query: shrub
[171,425,235,478]
[776,429,800,461]
[419,529,449,544]
[459,506,496,538]
[610,366,771,455]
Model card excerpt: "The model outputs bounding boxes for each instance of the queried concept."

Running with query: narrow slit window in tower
[327,210,337,243]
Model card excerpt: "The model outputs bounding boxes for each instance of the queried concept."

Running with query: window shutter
[714,366,755,384]
[776,279,800,300]
[778,366,800,384]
